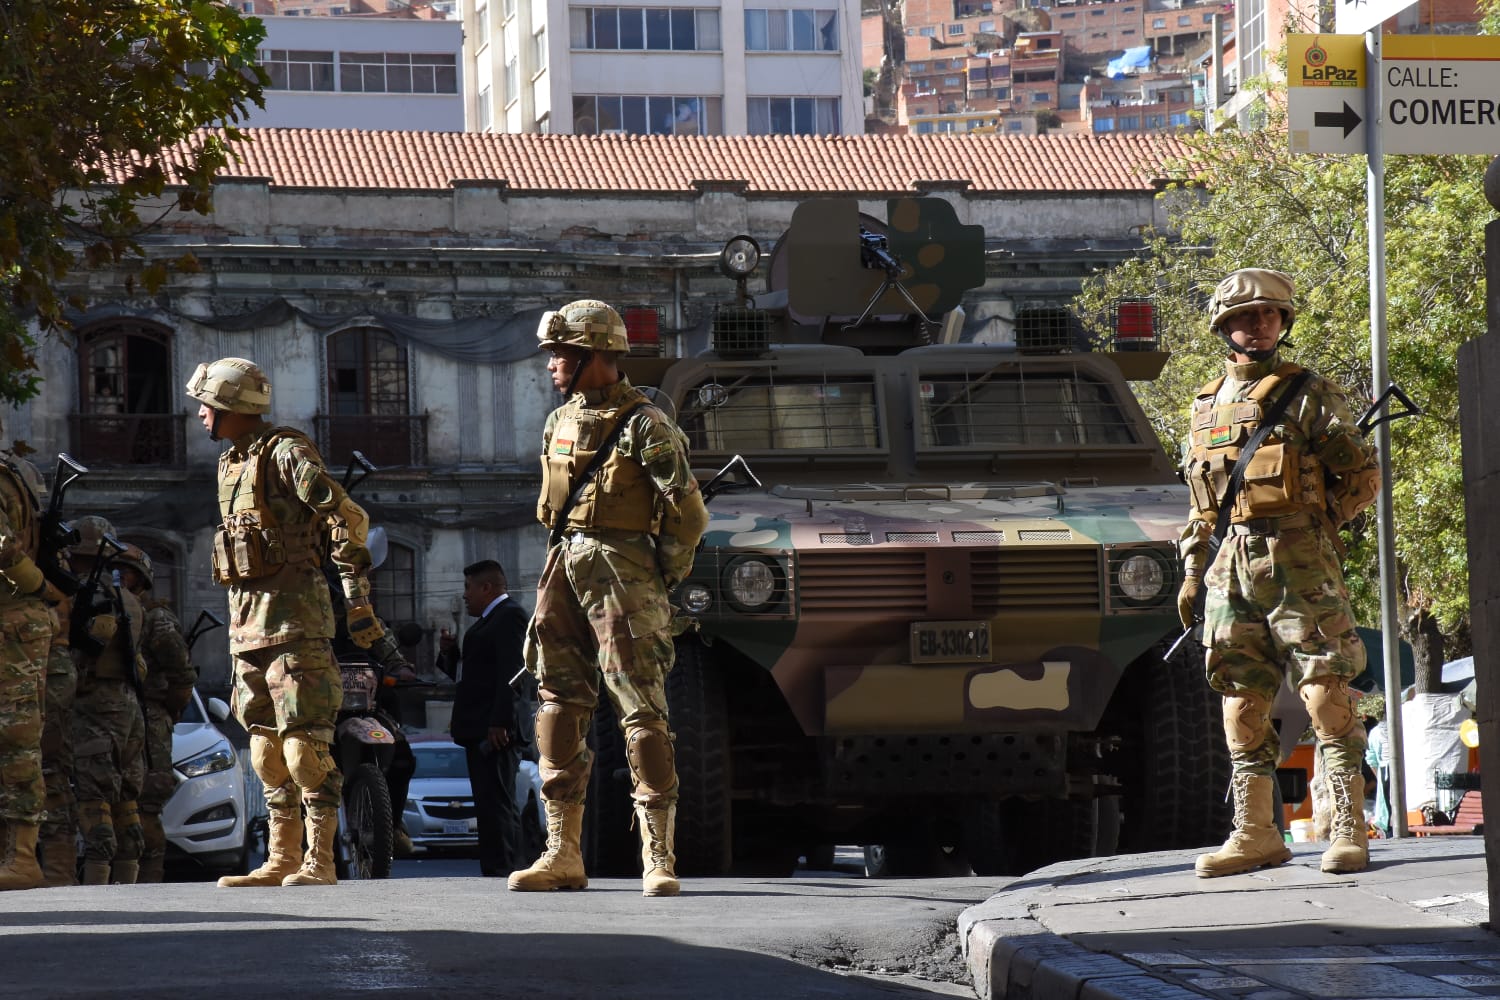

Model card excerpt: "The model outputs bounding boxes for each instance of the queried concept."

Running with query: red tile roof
[200,129,1187,195]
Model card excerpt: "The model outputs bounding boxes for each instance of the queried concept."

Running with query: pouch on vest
[1241,440,1302,516]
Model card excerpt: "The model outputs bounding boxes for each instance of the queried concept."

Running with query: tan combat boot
[82,860,112,885]
[282,803,339,886]
[0,821,45,891]
[111,860,139,885]
[1195,772,1293,878]
[1320,771,1369,874]
[39,831,77,887]
[636,804,680,897]
[508,801,588,892]
[218,804,303,888]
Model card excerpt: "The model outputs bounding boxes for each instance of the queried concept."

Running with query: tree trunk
[1406,608,1444,694]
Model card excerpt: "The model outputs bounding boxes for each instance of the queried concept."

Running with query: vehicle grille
[797,546,1102,615]
[424,801,476,819]
[971,548,1101,612]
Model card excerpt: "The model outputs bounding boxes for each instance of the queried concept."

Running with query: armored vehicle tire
[583,699,637,876]
[342,762,394,879]
[666,636,733,876]
[1113,642,1231,851]
[863,842,969,878]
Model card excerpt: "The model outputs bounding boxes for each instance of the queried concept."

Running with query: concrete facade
[250,14,466,129]
[22,167,1182,695]
[462,0,865,134]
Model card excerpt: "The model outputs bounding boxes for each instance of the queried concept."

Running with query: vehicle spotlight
[719,235,761,279]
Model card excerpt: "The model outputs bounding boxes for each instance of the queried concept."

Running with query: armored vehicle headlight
[681,583,713,614]
[726,557,779,611]
[1117,553,1166,602]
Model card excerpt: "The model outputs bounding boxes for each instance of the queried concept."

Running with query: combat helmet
[69,515,115,560]
[185,357,272,414]
[115,543,153,589]
[537,300,630,354]
[1209,269,1297,332]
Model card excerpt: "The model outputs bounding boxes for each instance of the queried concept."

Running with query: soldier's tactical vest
[0,458,41,606]
[538,391,661,535]
[1185,363,1326,522]
[212,427,323,585]
[81,586,143,681]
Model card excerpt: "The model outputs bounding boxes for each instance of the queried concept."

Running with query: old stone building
[17,128,1185,694]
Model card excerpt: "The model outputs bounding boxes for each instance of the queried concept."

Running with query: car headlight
[1116,552,1167,602]
[177,739,236,779]
[680,583,712,613]
[725,557,780,611]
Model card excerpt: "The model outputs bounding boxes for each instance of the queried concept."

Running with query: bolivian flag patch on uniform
[640,441,671,463]
[1208,425,1233,447]
[555,438,574,456]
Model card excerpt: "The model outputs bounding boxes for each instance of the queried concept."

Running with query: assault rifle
[185,609,226,652]
[1165,381,1421,663]
[38,454,88,596]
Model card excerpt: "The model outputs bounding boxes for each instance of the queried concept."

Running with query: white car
[401,738,545,852]
[163,691,265,875]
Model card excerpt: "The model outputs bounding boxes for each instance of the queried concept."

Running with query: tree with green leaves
[0,0,266,404]
[1076,84,1483,676]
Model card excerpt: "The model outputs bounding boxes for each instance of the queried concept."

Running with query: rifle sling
[548,401,647,549]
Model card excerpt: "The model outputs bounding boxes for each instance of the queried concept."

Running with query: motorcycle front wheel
[341,761,394,879]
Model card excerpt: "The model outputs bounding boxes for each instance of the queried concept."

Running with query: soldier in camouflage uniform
[39,545,79,887]
[0,448,57,891]
[68,515,148,885]
[1177,269,1380,878]
[186,357,384,888]
[116,544,196,884]
[509,300,708,898]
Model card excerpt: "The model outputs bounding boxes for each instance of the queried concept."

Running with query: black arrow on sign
[1314,101,1363,139]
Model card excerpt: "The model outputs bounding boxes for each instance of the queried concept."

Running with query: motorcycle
[333,659,414,880]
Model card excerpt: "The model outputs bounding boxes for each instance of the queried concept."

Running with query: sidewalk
[959,837,1496,1000]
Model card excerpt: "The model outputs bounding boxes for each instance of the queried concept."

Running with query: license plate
[442,819,469,835]
[910,621,991,664]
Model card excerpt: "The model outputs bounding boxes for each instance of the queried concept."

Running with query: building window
[1122,28,1135,34]
[943,75,961,86]
[477,86,492,128]
[1146,114,1165,128]
[744,9,838,51]
[747,96,840,134]
[504,55,519,104]
[1059,10,1075,17]
[1030,91,1048,103]
[571,7,722,50]
[502,0,516,20]
[947,23,964,34]
[73,323,183,466]
[993,85,1008,100]
[476,3,490,49]
[1169,111,1191,127]
[919,25,936,35]
[532,27,547,72]
[340,53,458,94]
[321,328,422,468]
[371,537,418,636]
[573,94,723,134]
[260,49,335,91]
[979,20,994,31]
[910,61,927,71]
[1178,14,1191,25]
[1152,17,1165,27]
[1118,115,1140,129]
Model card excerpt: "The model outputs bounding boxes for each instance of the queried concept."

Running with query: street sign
[1287,35,1367,155]
[1382,34,1500,154]
[1335,0,1418,36]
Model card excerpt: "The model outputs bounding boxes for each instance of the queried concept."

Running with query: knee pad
[77,800,116,860]
[250,733,292,788]
[1222,692,1272,753]
[1300,678,1359,742]
[625,722,677,796]
[535,702,589,769]
[282,736,335,792]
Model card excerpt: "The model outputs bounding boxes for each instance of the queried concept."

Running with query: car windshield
[412,745,469,779]
[179,696,206,725]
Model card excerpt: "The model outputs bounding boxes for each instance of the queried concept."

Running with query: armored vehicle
[589,198,1229,877]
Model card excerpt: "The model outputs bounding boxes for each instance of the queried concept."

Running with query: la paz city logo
[1301,40,1358,85]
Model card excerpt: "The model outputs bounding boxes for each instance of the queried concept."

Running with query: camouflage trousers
[41,644,78,843]
[139,697,177,874]
[232,638,342,807]
[526,532,677,806]
[1204,527,1367,777]
[72,676,146,863]
[0,602,50,825]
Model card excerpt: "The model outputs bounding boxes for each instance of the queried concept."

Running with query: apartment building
[460,0,864,134]
[248,14,465,128]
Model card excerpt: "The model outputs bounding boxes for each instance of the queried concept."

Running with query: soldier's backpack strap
[1208,368,1315,554]
[548,401,648,549]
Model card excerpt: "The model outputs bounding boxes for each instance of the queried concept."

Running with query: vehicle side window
[680,371,881,452]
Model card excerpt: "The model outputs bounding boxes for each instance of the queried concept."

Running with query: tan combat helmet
[69,515,115,561]
[537,300,630,354]
[115,543,154,589]
[185,357,272,414]
[1209,268,1297,332]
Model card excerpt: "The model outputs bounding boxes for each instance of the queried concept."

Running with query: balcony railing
[69,413,187,467]
[314,413,428,470]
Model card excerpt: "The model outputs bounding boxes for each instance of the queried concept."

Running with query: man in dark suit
[437,560,528,876]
